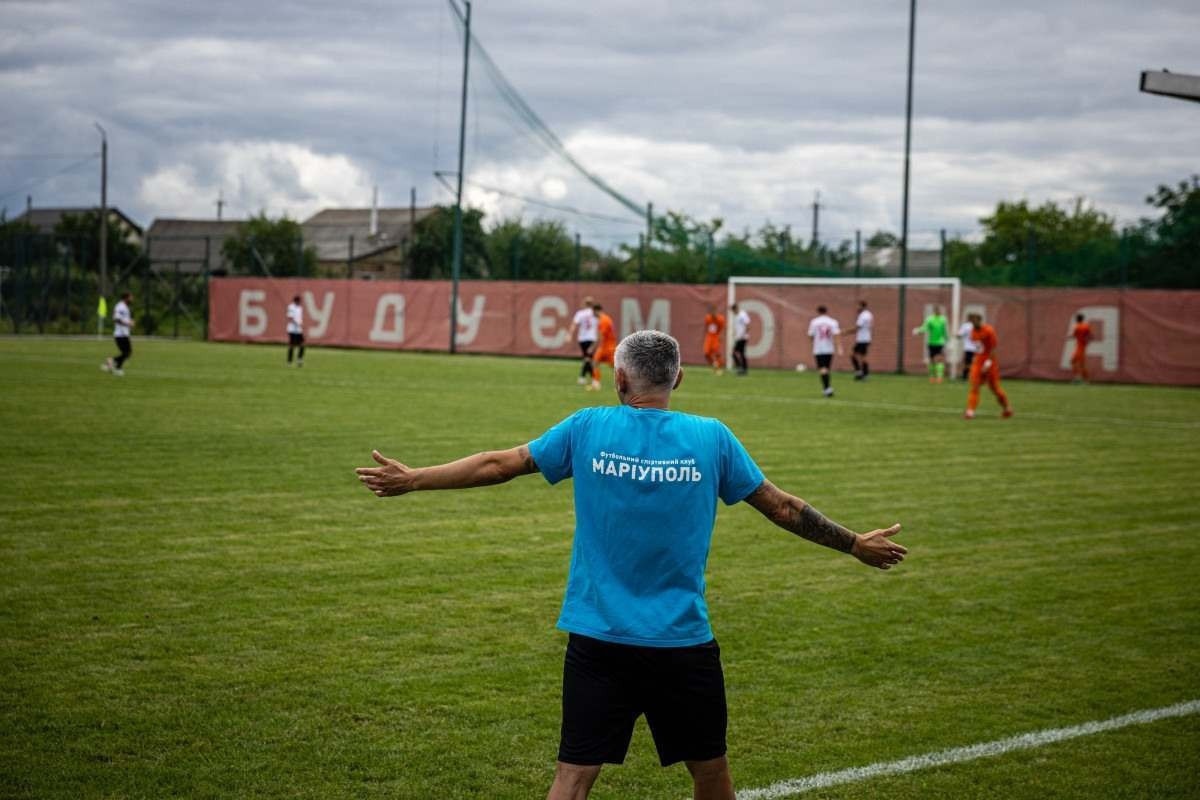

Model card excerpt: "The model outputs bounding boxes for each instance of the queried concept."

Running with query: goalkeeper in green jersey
[912,306,950,383]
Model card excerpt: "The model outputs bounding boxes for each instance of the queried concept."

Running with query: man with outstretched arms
[567,296,599,386]
[964,312,1013,419]
[913,306,949,383]
[847,300,874,380]
[356,330,906,800]
[730,303,750,376]
[807,305,841,397]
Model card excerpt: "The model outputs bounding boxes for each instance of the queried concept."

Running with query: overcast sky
[2,0,1197,249]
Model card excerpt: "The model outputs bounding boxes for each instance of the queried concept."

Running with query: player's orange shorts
[703,335,721,360]
[595,345,615,366]
[1071,345,1087,367]
[969,356,1001,386]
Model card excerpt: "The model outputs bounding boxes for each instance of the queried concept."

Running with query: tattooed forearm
[789,503,856,553]
[746,481,856,554]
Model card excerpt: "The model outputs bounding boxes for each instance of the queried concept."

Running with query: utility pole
[449,0,471,353]
[646,202,653,248]
[855,229,862,277]
[574,233,581,282]
[404,186,416,281]
[811,190,821,247]
[94,123,108,319]
[216,189,224,221]
[896,0,917,373]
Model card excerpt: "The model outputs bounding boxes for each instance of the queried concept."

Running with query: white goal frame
[726,275,963,376]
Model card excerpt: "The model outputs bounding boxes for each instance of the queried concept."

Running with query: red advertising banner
[209,278,1200,386]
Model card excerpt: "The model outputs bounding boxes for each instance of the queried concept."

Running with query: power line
[0,152,97,160]
[445,0,645,221]
[0,154,99,203]
[436,172,641,225]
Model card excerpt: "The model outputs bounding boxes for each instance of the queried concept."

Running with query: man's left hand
[851,524,906,570]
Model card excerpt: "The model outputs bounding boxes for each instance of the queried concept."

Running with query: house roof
[145,219,244,269]
[301,206,437,261]
[14,207,144,237]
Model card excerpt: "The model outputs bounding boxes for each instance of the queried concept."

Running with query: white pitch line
[736,699,1200,800]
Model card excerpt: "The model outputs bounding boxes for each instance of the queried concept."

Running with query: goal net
[726,276,964,376]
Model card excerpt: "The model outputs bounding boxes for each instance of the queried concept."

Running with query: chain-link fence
[0,232,213,338]
[1,223,1192,339]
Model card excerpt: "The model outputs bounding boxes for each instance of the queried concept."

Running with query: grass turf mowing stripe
[735,699,1200,799]
[702,391,1200,430]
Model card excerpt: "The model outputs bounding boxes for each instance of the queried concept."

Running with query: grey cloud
[1,0,1197,245]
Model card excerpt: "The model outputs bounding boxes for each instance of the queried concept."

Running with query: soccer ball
[795,363,807,372]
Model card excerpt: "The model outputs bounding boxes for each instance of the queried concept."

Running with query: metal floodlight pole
[94,122,108,337]
[896,0,917,373]
[449,0,472,354]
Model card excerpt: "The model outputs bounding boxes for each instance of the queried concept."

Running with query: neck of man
[622,392,671,410]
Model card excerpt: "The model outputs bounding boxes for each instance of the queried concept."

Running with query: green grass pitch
[1,337,1198,799]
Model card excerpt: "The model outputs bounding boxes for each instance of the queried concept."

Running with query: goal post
[726,275,963,376]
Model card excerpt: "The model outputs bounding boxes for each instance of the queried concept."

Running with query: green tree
[633,211,721,283]
[407,205,488,280]
[866,230,899,248]
[222,213,316,277]
[54,210,142,278]
[949,198,1120,286]
[486,217,576,280]
[1126,175,1200,288]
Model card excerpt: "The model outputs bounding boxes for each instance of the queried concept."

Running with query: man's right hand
[850,524,906,570]
[356,450,416,497]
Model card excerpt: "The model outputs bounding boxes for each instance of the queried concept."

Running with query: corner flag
[97,297,107,319]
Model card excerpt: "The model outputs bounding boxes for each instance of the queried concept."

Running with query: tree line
[3,173,1196,288]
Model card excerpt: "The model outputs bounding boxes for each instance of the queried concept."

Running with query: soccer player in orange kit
[588,303,618,392]
[703,306,726,374]
[964,312,1013,420]
[1069,313,1092,383]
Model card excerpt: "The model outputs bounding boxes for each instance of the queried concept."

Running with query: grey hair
[614,330,680,391]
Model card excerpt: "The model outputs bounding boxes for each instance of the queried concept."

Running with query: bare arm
[743,479,906,570]
[355,445,539,497]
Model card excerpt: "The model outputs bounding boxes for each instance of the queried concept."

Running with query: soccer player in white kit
[848,300,873,381]
[807,305,841,397]
[958,318,979,380]
[730,303,751,376]
[102,291,135,376]
[567,296,599,385]
[286,295,305,366]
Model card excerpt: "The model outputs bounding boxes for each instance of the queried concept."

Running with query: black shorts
[815,354,833,369]
[853,342,870,355]
[579,341,596,357]
[963,350,976,367]
[558,633,727,767]
[115,336,132,357]
[927,344,944,358]
[288,332,304,345]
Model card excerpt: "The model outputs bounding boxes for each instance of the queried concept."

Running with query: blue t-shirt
[528,405,764,647]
